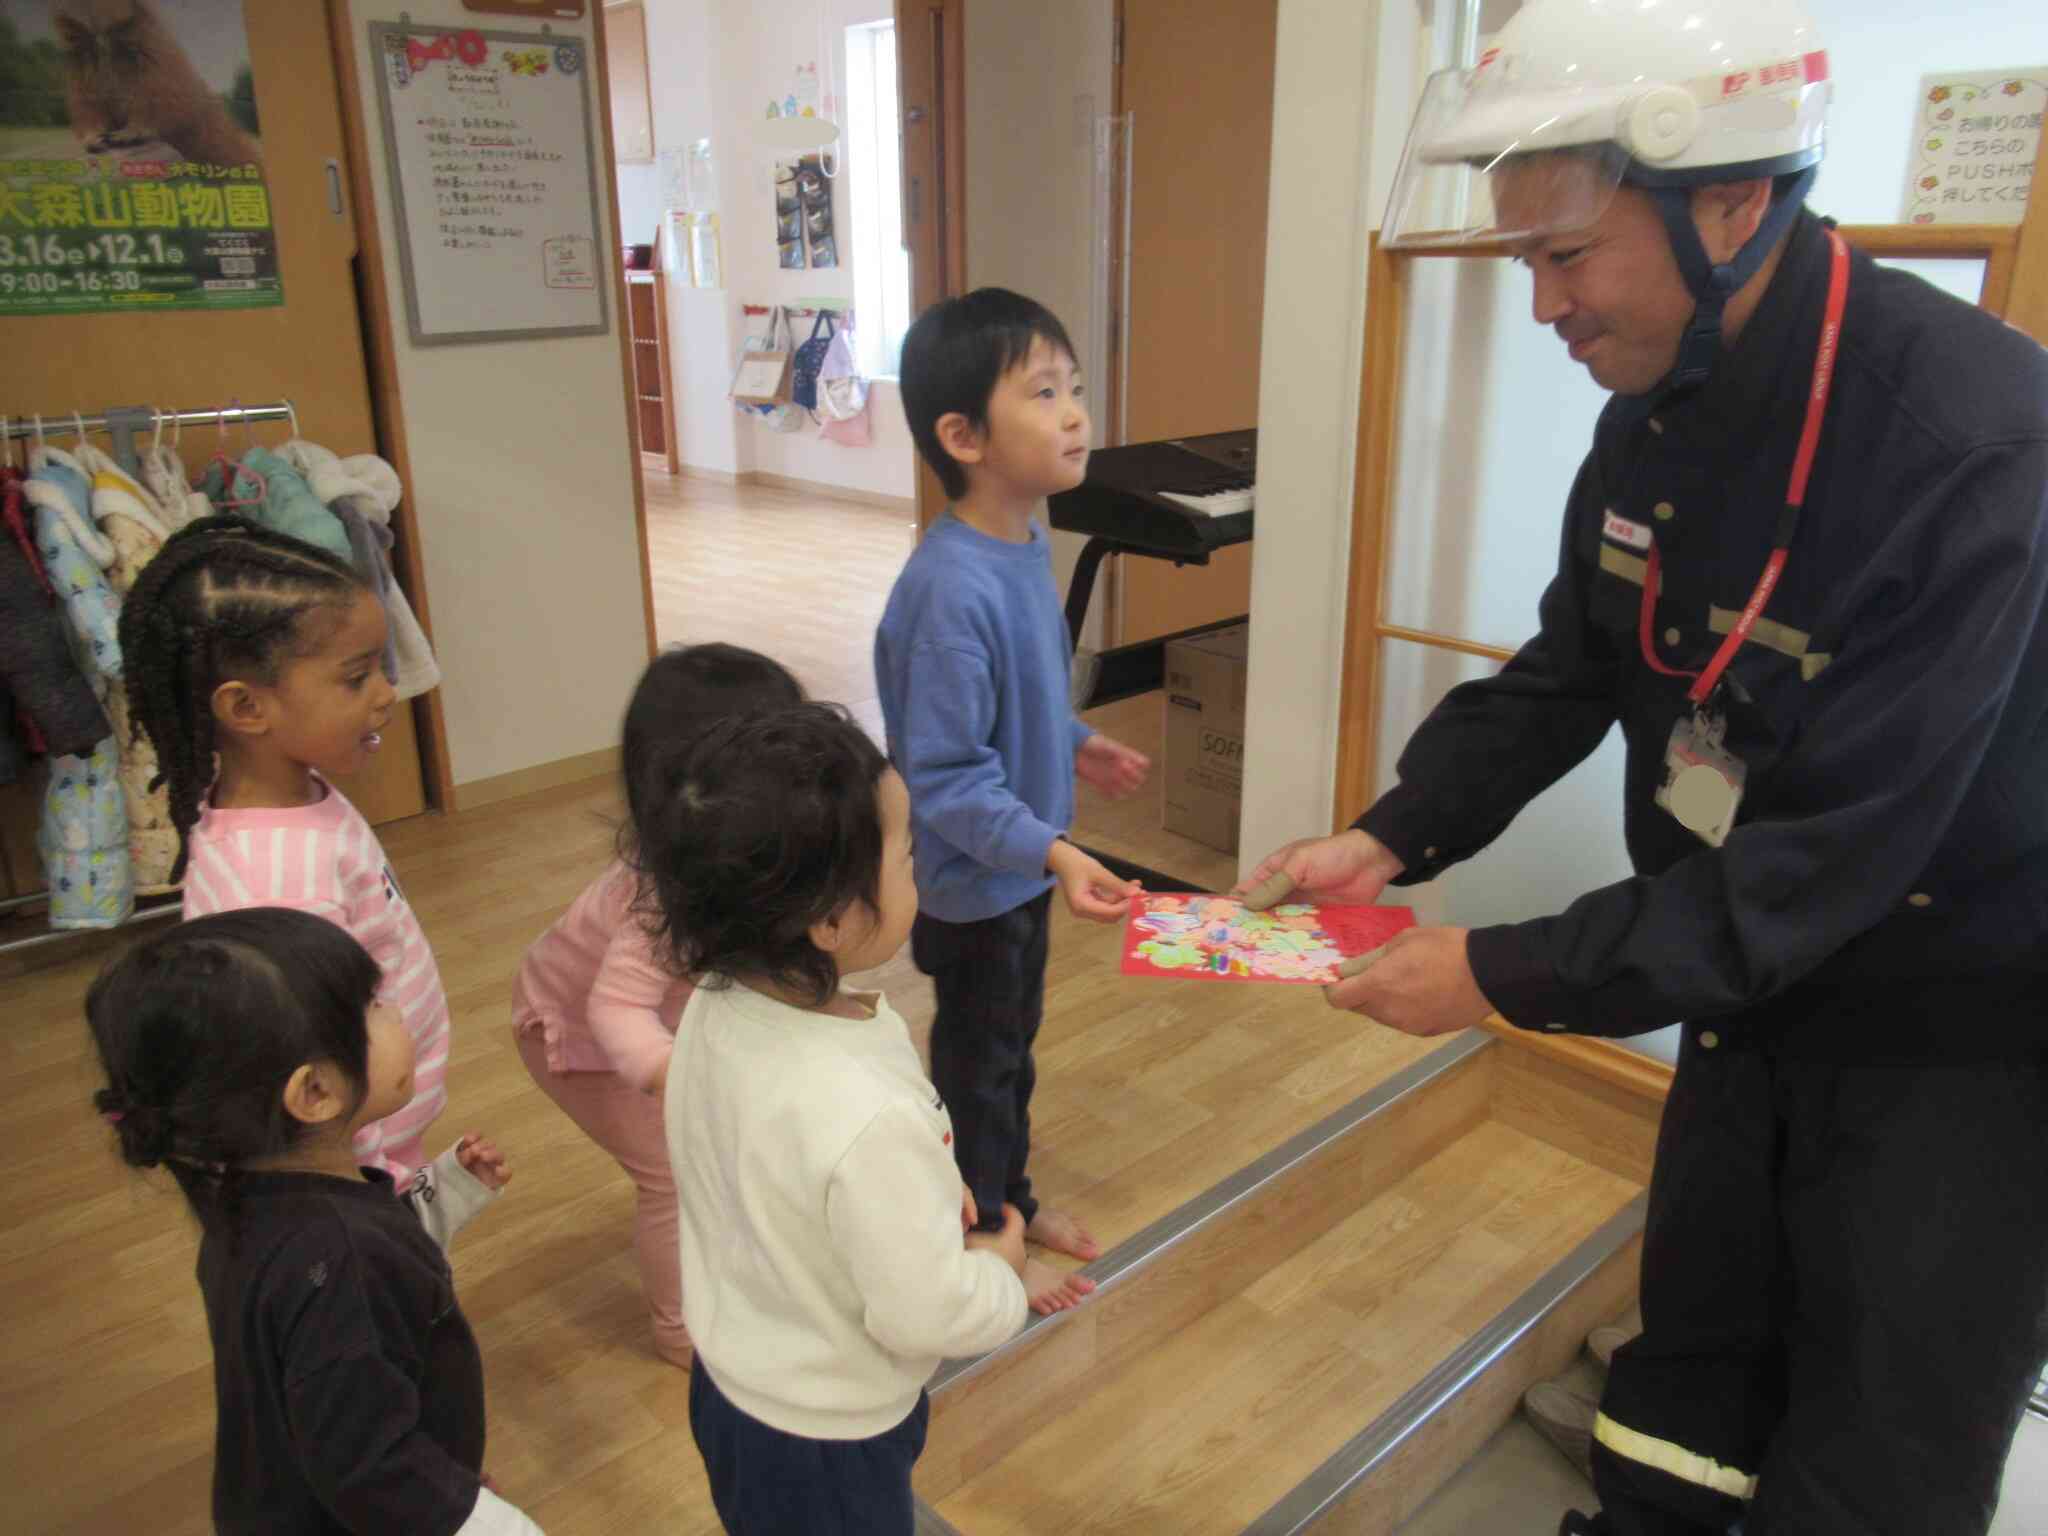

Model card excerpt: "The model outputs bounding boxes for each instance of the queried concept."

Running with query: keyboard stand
[1054,515,1253,896]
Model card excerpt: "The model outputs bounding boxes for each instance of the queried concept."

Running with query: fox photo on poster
[0,0,281,316]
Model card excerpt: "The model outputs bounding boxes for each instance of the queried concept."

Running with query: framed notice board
[369,21,609,345]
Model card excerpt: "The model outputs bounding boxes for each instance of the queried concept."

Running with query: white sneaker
[1586,1323,1635,1371]
[1522,1380,1598,1485]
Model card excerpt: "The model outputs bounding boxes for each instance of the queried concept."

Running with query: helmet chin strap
[1645,163,1820,393]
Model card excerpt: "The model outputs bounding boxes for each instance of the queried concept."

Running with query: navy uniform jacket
[1360,209,2048,1062]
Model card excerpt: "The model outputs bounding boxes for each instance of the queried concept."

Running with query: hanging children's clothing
[225,447,353,563]
[138,435,212,531]
[22,445,132,929]
[0,464,109,764]
[277,439,441,700]
[77,445,181,892]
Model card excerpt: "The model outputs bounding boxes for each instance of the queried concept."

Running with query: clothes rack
[0,397,297,956]
[4,401,295,475]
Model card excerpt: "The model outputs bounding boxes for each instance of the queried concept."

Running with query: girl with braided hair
[117,517,467,1195]
[86,908,537,1536]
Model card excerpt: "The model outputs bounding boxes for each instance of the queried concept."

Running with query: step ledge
[1241,1189,1650,1534]
[929,1029,1496,1400]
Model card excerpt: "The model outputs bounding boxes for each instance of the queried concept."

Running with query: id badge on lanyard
[1656,707,1745,847]
[1643,229,1851,848]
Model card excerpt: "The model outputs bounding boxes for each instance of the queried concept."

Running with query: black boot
[1558,1513,1609,1536]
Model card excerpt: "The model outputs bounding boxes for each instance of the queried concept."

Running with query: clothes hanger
[205,405,267,510]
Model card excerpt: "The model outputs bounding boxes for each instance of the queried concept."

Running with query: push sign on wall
[1902,69,2045,226]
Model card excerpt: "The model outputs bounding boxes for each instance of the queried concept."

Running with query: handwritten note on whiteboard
[370,23,609,344]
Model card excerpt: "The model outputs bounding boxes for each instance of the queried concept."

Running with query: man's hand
[1048,838,1141,923]
[1076,732,1151,799]
[1325,926,1494,1037]
[1236,828,1406,908]
[455,1132,512,1191]
[960,1182,978,1234]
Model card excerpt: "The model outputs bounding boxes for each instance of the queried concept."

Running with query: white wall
[346,0,650,790]
[1247,0,2048,1059]
[639,0,916,500]
[963,0,1116,650]
[1239,0,1397,870]
[615,161,663,248]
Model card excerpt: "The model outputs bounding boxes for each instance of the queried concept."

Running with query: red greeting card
[1119,892,1417,984]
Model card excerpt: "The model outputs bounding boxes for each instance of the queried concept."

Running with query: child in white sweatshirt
[650,703,1030,1534]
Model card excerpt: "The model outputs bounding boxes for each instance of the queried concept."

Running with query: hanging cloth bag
[817,323,869,422]
[789,311,836,411]
[730,306,794,406]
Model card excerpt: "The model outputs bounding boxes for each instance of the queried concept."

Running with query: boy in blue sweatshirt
[877,288,1152,1316]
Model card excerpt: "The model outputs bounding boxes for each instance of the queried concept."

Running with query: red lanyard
[1640,228,1851,707]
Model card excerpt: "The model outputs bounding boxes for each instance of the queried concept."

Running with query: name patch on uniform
[1602,510,1651,552]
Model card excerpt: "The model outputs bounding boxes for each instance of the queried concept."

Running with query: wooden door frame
[329,1,455,809]
[588,0,662,663]
[897,0,967,533]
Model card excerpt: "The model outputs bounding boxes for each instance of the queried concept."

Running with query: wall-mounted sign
[1902,69,2044,227]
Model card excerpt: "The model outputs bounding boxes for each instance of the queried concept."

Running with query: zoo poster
[0,0,281,316]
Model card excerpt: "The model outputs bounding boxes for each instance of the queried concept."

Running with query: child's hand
[1048,838,1141,923]
[1076,732,1151,799]
[960,1182,978,1233]
[456,1133,512,1192]
[965,1201,1028,1279]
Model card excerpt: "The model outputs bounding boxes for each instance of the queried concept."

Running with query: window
[845,20,912,379]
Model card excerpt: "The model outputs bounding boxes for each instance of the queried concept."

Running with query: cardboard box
[1162,623,1248,854]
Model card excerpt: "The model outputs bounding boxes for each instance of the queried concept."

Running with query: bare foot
[1026,1207,1103,1262]
[1023,1256,1097,1316]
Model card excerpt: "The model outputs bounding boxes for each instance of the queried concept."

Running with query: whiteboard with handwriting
[370,22,608,344]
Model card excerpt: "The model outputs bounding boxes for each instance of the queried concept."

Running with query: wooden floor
[642,468,916,740]
[0,477,1459,1533]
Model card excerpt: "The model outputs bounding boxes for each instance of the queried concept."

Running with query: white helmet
[1384,0,1830,249]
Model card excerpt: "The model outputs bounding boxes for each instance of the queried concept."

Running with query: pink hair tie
[103,1110,126,1124]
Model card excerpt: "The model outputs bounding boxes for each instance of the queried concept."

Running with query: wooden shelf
[624,266,678,472]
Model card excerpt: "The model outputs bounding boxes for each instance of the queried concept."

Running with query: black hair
[87,908,382,1228]
[116,516,372,882]
[899,286,1079,501]
[618,643,805,856]
[626,702,890,1008]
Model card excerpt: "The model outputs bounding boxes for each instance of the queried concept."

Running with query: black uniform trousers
[911,888,1053,1233]
[1592,1025,2048,1535]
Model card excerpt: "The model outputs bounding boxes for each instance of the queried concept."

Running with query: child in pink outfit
[121,519,479,1205]
[513,643,803,1368]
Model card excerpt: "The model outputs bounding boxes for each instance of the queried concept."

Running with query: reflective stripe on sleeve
[1594,1412,1760,1501]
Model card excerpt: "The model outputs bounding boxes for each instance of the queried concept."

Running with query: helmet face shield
[1383,68,1627,248]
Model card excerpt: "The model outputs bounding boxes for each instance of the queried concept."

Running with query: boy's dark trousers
[912,888,1054,1233]
[689,1364,930,1535]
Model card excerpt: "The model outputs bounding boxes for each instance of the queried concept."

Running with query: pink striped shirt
[181,779,449,1185]
[512,859,692,1093]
